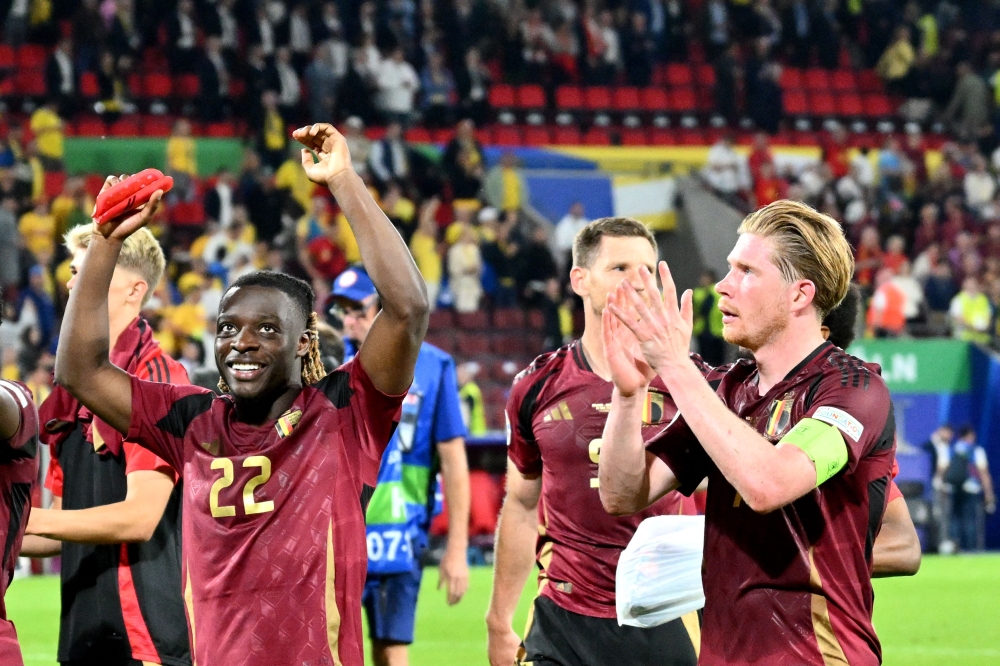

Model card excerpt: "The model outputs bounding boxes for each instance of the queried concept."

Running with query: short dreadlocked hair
[216,271,327,393]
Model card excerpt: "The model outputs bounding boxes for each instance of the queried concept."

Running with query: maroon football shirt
[125,358,403,666]
[649,342,894,666]
[0,380,39,666]
[506,341,697,619]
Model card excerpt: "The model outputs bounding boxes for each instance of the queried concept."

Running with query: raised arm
[294,123,429,395]
[54,180,164,435]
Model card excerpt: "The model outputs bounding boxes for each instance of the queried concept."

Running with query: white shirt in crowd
[54,49,74,94]
[276,61,301,107]
[939,442,990,495]
[218,5,238,49]
[376,58,419,114]
[176,11,196,49]
[703,142,748,194]
[257,17,274,55]
[289,12,312,54]
[964,171,996,210]
[553,213,589,256]
[850,152,876,188]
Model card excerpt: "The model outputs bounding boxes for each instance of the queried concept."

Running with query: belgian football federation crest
[764,393,796,440]
[275,409,303,438]
[642,389,668,425]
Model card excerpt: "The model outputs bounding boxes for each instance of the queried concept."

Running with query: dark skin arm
[53,182,164,435]
[0,386,21,441]
[872,496,922,577]
[294,123,429,395]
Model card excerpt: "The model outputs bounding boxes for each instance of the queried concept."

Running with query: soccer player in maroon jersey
[600,200,895,665]
[21,225,191,666]
[486,218,700,666]
[54,123,429,666]
[0,357,40,665]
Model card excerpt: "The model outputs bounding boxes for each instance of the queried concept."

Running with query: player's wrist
[485,612,513,632]
[325,168,357,193]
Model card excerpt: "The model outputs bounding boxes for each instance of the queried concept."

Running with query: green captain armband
[778,418,849,486]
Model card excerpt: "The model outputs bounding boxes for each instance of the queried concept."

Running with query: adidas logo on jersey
[543,402,573,422]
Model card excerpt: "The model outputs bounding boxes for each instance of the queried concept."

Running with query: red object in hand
[93,169,174,224]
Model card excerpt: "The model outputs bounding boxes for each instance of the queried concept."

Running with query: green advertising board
[847,338,971,394]
[64,138,245,177]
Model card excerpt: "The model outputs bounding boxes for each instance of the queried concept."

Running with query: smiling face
[215,286,311,400]
[716,233,802,351]
[571,235,657,318]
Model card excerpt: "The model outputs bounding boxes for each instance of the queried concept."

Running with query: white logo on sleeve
[505,413,512,446]
[812,406,864,442]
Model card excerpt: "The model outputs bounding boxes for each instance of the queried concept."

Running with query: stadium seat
[0,45,14,69]
[784,90,808,115]
[640,87,670,112]
[676,128,705,145]
[553,126,581,144]
[526,310,545,330]
[127,73,143,98]
[44,171,67,199]
[492,308,525,329]
[168,201,205,226]
[109,117,141,136]
[16,69,46,97]
[831,70,857,92]
[516,84,546,109]
[425,332,456,354]
[809,92,837,116]
[492,125,522,146]
[612,86,641,113]
[469,470,504,536]
[838,93,864,116]
[789,130,819,146]
[428,309,455,331]
[582,127,611,145]
[15,45,47,69]
[143,73,172,98]
[522,126,552,146]
[780,68,804,89]
[79,72,99,98]
[857,70,883,93]
[583,86,612,111]
[456,311,489,329]
[555,86,584,112]
[431,128,453,144]
[473,127,490,145]
[621,128,649,146]
[175,74,200,98]
[84,173,107,195]
[696,64,716,88]
[492,334,527,356]
[649,127,676,145]
[488,83,516,109]
[456,332,491,357]
[74,116,106,136]
[696,88,714,112]
[666,63,694,87]
[863,93,895,117]
[803,68,831,91]
[142,115,175,137]
[668,88,697,113]
[205,122,236,137]
[404,127,431,142]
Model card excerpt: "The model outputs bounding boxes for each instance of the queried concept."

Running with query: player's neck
[108,310,140,351]
[580,311,610,381]
[234,385,303,425]
[752,324,826,395]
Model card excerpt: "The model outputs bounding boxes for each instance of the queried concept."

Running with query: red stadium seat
[456,311,489,329]
[79,72,99,97]
[668,88,697,113]
[696,88,714,112]
[205,122,236,137]
[492,334,527,356]
[553,126,581,144]
[127,73,142,98]
[492,308,525,329]
[84,173,107,195]
[784,90,808,115]
[175,74,200,98]
[142,115,175,137]
[649,128,676,145]
[831,70,857,92]
[621,128,649,146]
[16,45,47,69]
[428,309,455,331]
[696,64,716,88]
[527,310,545,330]
[168,201,205,226]
[0,45,14,69]
[666,63,694,87]
[780,68,804,89]
[431,128,453,144]
[425,332,456,354]
[809,92,837,116]
[44,171,67,199]
[803,68,831,91]
[488,83,516,108]
[143,73,172,97]
[74,116,106,136]
[522,126,551,145]
[640,88,670,112]
[16,69,46,96]
[857,70,883,93]
[404,127,431,142]
[583,86,612,111]
[676,128,705,145]
[612,86,641,112]
[789,130,819,146]
[516,84,546,109]
[109,117,141,136]
[863,93,895,117]
[456,332,491,357]
[555,86,583,112]
[838,93,864,116]
[492,125,522,146]
[582,127,610,145]
[468,470,503,536]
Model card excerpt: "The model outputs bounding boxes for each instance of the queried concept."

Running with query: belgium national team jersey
[0,381,38,666]
[125,358,404,666]
[649,341,895,666]
[506,341,696,620]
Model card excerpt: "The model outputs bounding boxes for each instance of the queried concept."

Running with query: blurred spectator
[964,155,996,214]
[882,235,908,274]
[748,62,783,134]
[343,117,372,177]
[375,46,419,126]
[244,167,285,243]
[108,0,142,63]
[753,161,787,207]
[271,47,302,122]
[876,26,915,97]
[73,0,105,73]
[854,226,883,290]
[166,119,198,202]
[942,62,992,143]
[480,214,519,307]
[623,12,656,87]
[520,8,553,84]
[161,273,207,355]
[550,21,580,85]
[702,0,730,62]
[513,225,558,308]
[703,133,748,206]
[553,202,588,274]
[19,264,56,350]
[421,52,457,129]
[204,0,238,62]
[46,38,77,118]
[93,50,134,119]
[484,152,529,218]
[455,48,491,125]
[540,278,566,351]
[0,198,20,291]
[204,168,236,228]
[337,49,379,125]
[202,209,254,271]
[693,269,725,366]
[275,148,313,215]
[949,275,991,343]
[18,198,55,265]
[304,46,340,122]
[448,224,483,313]
[747,132,774,181]
[456,361,486,437]
[30,100,65,172]
[248,4,277,58]
[368,121,410,186]
[199,36,230,123]
[288,4,312,72]
[866,267,908,337]
[410,199,442,308]
[4,0,29,46]
[442,119,484,201]
[166,0,199,73]
[942,426,996,552]
[302,215,348,289]
[257,91,289,169]
[582,7,619,85]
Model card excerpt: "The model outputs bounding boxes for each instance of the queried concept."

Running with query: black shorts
[520,596,700,666]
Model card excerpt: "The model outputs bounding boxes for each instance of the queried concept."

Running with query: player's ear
[790,279,816,314]
[296,329,311,358]
[569,265,588,298]
[130,279,149,306]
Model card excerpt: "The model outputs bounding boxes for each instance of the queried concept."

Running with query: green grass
[8,556,1000,665]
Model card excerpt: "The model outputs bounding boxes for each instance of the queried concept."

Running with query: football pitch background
[8,556,1000,665]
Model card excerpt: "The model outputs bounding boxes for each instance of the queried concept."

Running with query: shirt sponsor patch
[812,406,864,442]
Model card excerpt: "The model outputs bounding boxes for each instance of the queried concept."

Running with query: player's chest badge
[764,392,796,441]
[642,389,669,425]
[275,409,303,438]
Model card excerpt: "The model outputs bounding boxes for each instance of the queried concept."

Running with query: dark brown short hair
[572,217,657,268]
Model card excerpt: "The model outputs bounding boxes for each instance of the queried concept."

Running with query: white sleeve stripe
[0,381,28,408]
